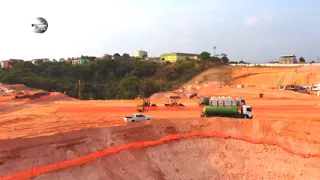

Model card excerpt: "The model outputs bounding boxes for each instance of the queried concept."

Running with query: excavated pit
[32,137,320,180]
[1,117,320,180]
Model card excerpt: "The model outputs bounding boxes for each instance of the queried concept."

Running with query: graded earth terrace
[1,66,320,180]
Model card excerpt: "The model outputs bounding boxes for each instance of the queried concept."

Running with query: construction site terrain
[1,66,320,180]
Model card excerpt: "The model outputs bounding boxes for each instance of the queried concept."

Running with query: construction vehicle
[200,105,252,119]
[209,96,246,106]
[136,98,157,112]
[198,96,245,106]
[142,99,157,107]
[164,99,184,106]
[198,96,210,106]
[137,104,144,112]
[200,96,252,119]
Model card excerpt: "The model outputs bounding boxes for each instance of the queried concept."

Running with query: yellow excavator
[164,98,184,106]
[136,97,157,112]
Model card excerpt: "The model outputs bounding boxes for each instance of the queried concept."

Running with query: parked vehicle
[164,99,184,106]
[123,114,151,123]
[201,105,253,119]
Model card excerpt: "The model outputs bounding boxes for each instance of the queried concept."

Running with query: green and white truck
[200,96,252,119]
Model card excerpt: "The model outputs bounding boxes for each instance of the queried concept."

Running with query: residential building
[134,50,148,59]
[59,58,66,62]
[71,58,89,65]
[30,58,50,64]
[1,59,24,68]
[268,61,279,64]
[148,57,161,62]
[279,55,297,64]
[160,53,200,63]
[66,58,72,64]
[100,54,112,59]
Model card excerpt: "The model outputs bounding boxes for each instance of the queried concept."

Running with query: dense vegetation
[0,55,225,100]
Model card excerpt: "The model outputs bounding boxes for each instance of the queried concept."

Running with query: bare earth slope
[34,137,320,180]
[188,66,320,86]
[1,66,320,180]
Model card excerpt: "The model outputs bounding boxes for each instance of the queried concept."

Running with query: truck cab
[236,98,246,105]
[241,105,252,119]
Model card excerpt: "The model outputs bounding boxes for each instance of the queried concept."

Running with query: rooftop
[160,52,200,57]
[280,55,296,58]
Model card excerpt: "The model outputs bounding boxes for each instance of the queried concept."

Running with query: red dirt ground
[1,66,320,179]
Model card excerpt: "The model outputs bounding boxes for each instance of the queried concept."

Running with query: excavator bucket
[137,105,144,112]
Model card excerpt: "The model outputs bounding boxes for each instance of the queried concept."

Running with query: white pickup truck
[123,114,151,123]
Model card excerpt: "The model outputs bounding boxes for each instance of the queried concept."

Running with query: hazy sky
[0,0,320,63]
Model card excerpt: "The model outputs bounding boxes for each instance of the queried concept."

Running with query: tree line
[0,55,225,100]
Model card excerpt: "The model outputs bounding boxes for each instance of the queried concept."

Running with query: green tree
[118,76,139,99]
[0,57,216,100]
[113,53,121,60]
[122,53,130,60]
[299,57,306,63]
[200,52,211,60]
[220,53,229,64]
[139,78,158,97]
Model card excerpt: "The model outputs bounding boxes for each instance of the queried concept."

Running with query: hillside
[183,66,320,88]
[150,65,320,100]
[0,59,219,100]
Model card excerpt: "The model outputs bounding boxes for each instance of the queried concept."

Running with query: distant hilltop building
[0,59,24,69]
[160,52,200,63]
[134,50,148,59]
[71,57,89,65]
[279,55,297,64]
[30,58,50,64]
[268,61,279,64]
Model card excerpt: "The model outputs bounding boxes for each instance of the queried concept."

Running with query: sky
[0,0,320,63]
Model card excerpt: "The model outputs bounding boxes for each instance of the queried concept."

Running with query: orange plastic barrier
[1,132,320,180]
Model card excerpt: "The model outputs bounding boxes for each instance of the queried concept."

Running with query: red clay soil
[1,67,320,179]
[0,94,320,179]
[2,132,320,180]
[1,114,320,180]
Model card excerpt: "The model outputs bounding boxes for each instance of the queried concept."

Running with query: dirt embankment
[1,118,320,180]
[150,66,320,99]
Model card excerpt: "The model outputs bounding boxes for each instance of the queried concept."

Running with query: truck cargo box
[203,106,239,115]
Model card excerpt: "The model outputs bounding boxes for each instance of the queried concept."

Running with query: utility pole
[318,53,319,62]
[213,46,216,57]
[78,80,83,100]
